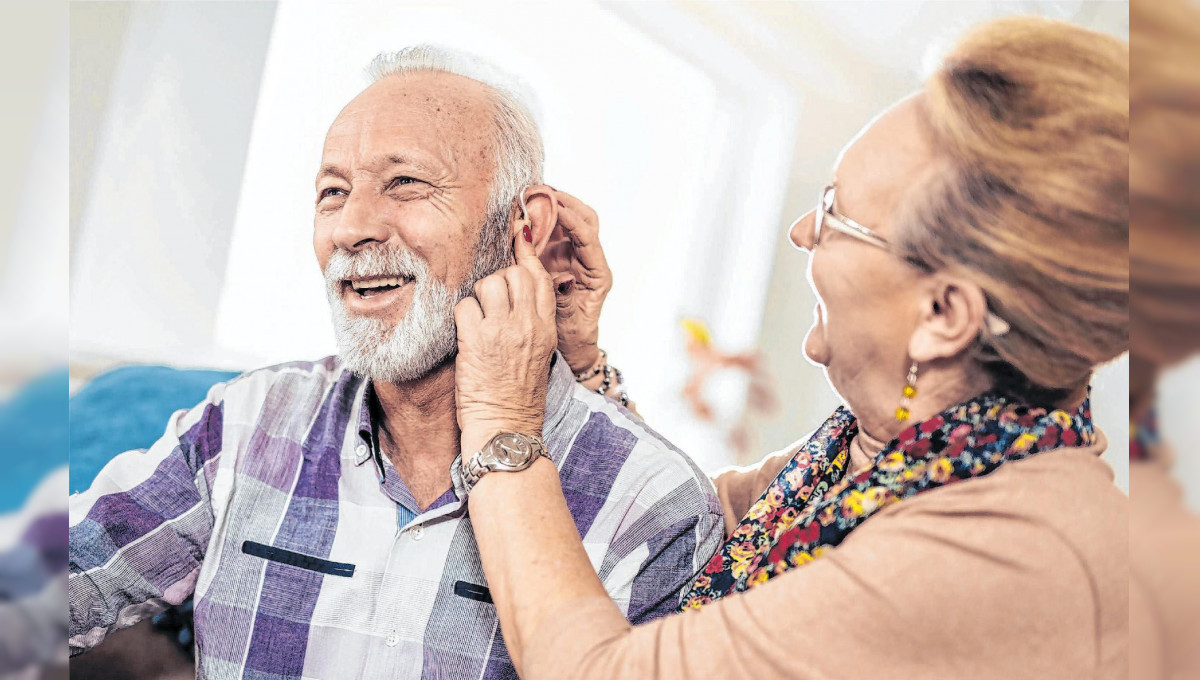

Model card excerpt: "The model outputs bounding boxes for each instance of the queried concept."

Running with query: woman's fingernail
[523,225,532,243]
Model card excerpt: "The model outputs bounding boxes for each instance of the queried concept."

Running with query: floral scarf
[681,392,1095,610]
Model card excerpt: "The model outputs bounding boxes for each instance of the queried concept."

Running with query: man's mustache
[324,245,429,286]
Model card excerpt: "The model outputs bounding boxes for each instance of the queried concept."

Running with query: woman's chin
[802,328,830,367]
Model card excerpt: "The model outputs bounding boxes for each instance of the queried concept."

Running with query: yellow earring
[896,361,919,422]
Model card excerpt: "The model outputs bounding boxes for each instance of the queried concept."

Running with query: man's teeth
[349,277,408,291]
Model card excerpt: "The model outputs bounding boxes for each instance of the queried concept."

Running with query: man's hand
[454,229,558,455]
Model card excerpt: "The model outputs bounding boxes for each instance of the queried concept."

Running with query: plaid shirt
[69,354,722,679]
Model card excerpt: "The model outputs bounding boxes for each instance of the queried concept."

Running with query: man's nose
[332,191,392,252]
[789,209,817,252]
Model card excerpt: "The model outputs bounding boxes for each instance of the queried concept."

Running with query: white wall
[0,2,67,383]
[69,1,276,368]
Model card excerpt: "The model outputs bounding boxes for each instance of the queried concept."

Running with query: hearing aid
[516,186,533,243]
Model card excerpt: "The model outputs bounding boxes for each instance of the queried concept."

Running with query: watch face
[491,433,530,466]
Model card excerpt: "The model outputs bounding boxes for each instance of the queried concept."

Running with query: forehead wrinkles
[325,73,499,183]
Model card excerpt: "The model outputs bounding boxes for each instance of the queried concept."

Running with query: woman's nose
[789,210,817,252]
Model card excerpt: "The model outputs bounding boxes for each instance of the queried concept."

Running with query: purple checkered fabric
[69,355,722,679]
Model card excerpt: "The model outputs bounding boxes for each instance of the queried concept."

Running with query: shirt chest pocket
[241,540,356,577]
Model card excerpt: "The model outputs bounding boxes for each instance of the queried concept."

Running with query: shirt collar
[354,380,377,468]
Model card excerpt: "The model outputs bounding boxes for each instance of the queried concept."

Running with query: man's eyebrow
[315,155,443,186]
[316,164,348,185]
[382,154,439,175]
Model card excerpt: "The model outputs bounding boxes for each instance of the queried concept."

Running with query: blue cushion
[0,370,67,514]
[69,365,239,495]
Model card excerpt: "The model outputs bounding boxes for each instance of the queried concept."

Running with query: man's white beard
[324,211,512,384]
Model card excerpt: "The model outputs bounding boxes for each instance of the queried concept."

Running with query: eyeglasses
[811,183,896,253]
[795,183,1011,337]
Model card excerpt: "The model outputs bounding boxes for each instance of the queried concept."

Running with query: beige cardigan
[526,433,1128,679]
[1129,457,1200,680]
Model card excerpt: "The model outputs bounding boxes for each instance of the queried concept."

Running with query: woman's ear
[908,275,989,363]
[513,184,559,256]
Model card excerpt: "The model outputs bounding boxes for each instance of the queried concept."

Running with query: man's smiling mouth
[345,275,414,299]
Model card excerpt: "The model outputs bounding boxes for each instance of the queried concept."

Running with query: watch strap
[462,433,548,492]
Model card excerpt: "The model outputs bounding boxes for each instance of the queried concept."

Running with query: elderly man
[68,46,721,679]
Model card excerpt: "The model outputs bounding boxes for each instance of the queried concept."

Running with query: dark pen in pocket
[453,580,493,604]
[242,540,356,577]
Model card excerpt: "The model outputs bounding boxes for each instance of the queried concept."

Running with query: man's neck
[371,359,461,509]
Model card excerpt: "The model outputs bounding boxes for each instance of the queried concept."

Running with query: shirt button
[385,632,399,647]
[410,525,424,541]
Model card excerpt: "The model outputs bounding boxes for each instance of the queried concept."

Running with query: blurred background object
[1,0,67,678]
[681,317,778,458]
[1128,0,1200,677]
[67,0,1132,482]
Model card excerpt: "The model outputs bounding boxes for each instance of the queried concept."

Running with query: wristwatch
[461,432,549,493]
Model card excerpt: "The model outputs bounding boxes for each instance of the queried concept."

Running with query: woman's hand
[545,190,613,374]
[454,231,558,454]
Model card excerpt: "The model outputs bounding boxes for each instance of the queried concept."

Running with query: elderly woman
[452,16,1129,679]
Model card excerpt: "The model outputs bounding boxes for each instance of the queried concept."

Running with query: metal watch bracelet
[461,432,549,493]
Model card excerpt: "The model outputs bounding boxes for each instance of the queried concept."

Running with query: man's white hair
[365,45,544,217]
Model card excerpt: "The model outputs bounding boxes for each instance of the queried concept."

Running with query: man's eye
[318,187,347,201]
[386,176,421,190]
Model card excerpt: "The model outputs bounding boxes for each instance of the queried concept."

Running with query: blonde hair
[898,16,1128,406]
[1130,0,1200,370]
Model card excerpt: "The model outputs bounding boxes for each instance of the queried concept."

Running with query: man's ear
[908,275,989,363]
[512,184,559,256]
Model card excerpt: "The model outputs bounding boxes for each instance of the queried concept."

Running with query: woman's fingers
[502,265,533,309]
[554,190,599,228]
[556,204,610,277]
[452,229,557,454]
[474,274,512,317]
[513,228,556,318]
[454,296,484,333]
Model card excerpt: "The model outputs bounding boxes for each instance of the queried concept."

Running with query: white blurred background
[68,1,1144,494]
[3,1,67,391]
